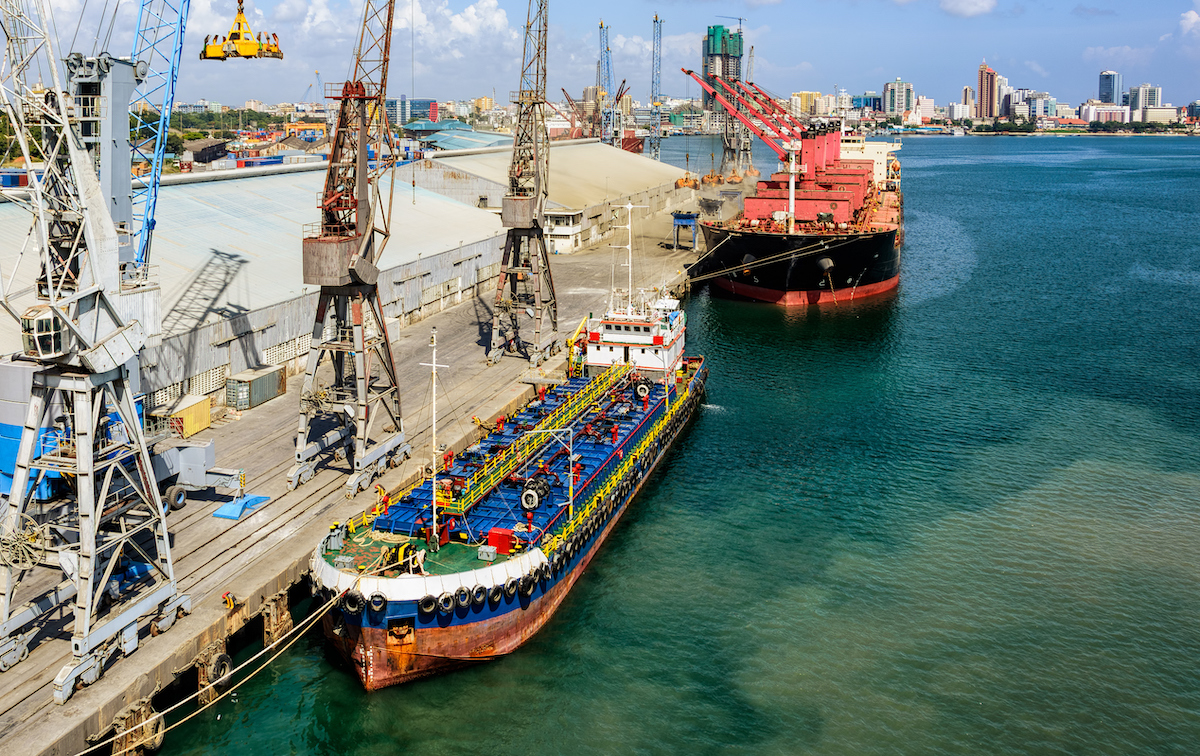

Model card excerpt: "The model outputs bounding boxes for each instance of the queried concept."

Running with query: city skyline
[48,0,1200,109]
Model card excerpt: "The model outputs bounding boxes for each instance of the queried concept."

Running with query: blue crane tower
[648,15,663,161]
[129,0,191,275]
[598,21,616,146]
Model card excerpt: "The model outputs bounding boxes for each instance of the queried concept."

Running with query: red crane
[289,0,408,495]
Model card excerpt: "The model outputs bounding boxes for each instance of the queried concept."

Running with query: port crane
[289,0,409,495]
[648,15,663,161]
[598,21,617,146]
[130,0,192,277]
[0,0,189,701]
[488,0,557,365]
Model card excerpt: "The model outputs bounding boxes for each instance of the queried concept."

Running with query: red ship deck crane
[288,0,409,496]
[683,67,813,233]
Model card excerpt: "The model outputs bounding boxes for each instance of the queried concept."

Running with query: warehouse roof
[0,170,504,349]
[424,130,512,151]
[433,141,682,211]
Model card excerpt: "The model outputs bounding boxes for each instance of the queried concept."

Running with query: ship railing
[441,362,633,516]
[541,359,704,554]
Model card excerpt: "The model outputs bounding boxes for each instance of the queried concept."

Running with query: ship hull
[698,223,901,305]
[320,363,708,690]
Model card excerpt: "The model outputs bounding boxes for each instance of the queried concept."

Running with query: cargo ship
[309,294,706,690]
[696,128,903,305]
[682,70,903,305]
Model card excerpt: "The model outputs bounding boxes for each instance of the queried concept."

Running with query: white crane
[0,0,188,701]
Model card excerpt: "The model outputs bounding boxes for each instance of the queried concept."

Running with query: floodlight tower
[0,0,188,701]
[648,15,663,161]
[488,0,557,366]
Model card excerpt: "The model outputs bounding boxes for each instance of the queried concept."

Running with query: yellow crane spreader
[200,0,283,60]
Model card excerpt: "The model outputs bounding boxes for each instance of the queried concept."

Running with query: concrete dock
[0,207,703,756]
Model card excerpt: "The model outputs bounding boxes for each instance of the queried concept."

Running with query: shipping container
[150,394,211,438]
[226,365,285,411]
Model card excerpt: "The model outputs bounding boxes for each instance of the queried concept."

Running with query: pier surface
[0,208,699,756]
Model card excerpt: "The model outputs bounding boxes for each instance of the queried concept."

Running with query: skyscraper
[1098,71,1122,104]
[883,78,914,115]
[1127,83,1162,112]
[700,25,743,109]
[975,61,998,119]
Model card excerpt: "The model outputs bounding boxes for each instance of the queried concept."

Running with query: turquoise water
[166,136,1200,754]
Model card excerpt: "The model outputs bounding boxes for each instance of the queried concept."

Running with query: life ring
[342,590,365,615]
[418,595,437,614]
[472,585,488,607]
[520,487,539,511]
[368,592,387,613]
[454,586,472,609]
[504,578,519,598]
[437,592,455,614]
[489,585,504,604]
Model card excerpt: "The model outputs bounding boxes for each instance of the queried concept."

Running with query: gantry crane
[0,0,188,701]
[488,0,557,366]
[289,0,409,495]
[648,15,663,161]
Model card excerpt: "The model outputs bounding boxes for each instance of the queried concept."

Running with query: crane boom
[648,15,662,161]
[130,0,191,273]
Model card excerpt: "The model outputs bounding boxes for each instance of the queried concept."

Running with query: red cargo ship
[683,70,904,305]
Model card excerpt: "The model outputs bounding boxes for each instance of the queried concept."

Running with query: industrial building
[0,139,691,416]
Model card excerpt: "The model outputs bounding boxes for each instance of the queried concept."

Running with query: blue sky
[49,0,1200,108]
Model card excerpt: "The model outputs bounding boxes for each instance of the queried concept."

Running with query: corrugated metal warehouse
[0,140,692,410]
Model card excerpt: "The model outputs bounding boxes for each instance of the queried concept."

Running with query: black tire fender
[342,590,365,615]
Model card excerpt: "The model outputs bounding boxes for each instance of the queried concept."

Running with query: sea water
[165,135,1200,755]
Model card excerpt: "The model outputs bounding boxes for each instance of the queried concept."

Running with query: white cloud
[1082,44,1155,67]
[1181,9,1200,37]
[939,0,997,17]
[1024,60,1049,77]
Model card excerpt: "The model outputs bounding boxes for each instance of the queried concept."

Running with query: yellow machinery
[200,0,283,60]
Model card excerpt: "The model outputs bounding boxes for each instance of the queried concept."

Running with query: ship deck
[319,363,696,578]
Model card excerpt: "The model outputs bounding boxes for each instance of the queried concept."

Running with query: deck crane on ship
[0,0,190,701]
[487,0,558,366]
[288,0,409,496]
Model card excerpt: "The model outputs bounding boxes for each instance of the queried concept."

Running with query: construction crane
[289,0,408,496]
[130,0,191,278]
[561,88,590,138]
[647,15,663,161]
[488,0,557,366]
[598,20,617,146]
[199,0,283,60]
[0,0,188,701]
[747,45,755,84]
